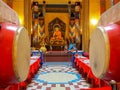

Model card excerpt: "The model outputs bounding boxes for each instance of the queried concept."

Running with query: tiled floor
[26,63,91,90]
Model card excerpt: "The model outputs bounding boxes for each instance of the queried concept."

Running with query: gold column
[81,0,90,52]
[24,0,32,39]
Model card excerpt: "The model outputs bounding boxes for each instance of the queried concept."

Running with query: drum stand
[110,80,117,90]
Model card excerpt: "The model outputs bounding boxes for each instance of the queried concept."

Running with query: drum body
[90,23,120,82]
[0,22,30,87]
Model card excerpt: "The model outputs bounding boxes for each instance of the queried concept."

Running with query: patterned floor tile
[26,64,91,90]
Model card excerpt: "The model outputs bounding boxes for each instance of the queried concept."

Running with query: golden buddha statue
[50,27,64,45]
[53,27,62,40]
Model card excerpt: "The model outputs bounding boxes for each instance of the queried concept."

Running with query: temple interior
[1,0,120,90]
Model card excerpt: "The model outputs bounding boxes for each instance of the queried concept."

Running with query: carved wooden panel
[48,17,66,46]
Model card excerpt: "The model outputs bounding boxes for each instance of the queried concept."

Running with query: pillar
[24,0,32,39]
[81,0,90,52]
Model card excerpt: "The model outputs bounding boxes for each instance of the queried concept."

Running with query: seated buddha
[52,27,63,40]
[50,27,64,45]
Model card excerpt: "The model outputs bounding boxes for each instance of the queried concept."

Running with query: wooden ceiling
[33,0,82,4]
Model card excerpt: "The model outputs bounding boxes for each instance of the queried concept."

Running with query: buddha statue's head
[55,27,60,31]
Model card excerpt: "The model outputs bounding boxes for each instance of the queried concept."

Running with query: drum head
[90,27,110,79]
[13,26,30,82]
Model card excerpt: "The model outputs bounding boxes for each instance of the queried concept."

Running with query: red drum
[0,22,30,87]
[90,23,120,82]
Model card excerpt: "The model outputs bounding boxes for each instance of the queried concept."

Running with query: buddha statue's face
[55,27,59,31]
